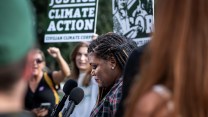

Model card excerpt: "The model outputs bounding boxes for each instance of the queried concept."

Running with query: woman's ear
[109,56,117,69]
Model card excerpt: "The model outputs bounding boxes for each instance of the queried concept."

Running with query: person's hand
[32,108,49,117]
[47,47,61,59]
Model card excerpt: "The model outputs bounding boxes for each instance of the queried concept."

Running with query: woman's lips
[32,67,38,70]
[95,78,100,83]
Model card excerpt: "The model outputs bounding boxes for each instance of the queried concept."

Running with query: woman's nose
[80,55,86,61]
[91,69,95,76]
[33,60,37,64]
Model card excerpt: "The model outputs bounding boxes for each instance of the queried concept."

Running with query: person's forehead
[88,53,102,63]
[34,53,42,59]
[88,53,97,60]
[78,46,88,53]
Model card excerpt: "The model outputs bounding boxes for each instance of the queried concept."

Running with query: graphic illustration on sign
[113,0,154,46]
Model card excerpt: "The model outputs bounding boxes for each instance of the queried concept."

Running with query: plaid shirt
[90,77,123,117]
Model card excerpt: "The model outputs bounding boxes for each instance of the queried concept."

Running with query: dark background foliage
[31,0,113,70]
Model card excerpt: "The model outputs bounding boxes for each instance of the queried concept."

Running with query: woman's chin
[79,67,88,71]
[32,71,38,76]
[95,80,102,87]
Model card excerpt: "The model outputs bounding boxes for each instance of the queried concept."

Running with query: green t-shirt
[0,111,35,117]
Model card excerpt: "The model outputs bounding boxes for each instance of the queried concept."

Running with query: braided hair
[88,32,137,71]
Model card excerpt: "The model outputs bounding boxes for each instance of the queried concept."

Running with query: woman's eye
[77,53,82,56]
[92,65,97,69]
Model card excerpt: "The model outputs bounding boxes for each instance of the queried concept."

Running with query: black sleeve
[115,43,148,117]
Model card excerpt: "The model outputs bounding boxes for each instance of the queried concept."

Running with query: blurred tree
[96,0,113,34]
[31,0,113,70]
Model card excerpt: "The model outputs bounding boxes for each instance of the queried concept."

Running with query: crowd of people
[1,0,208,117]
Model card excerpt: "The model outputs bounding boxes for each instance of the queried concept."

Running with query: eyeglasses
[34,59,43,64]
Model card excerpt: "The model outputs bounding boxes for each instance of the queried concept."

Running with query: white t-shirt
[62,73,98,117]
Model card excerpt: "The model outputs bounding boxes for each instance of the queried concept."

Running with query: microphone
[50,79,77,117]
[63,87,84,117]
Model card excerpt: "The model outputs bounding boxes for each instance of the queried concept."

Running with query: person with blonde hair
[25,47,70,117]
[124,0,208,117]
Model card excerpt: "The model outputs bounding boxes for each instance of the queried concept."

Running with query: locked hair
[88,32,137,71]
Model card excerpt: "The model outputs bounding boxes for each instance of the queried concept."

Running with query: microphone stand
[62,101,71,117]
[50,104,58,117]
[62,101,75,117]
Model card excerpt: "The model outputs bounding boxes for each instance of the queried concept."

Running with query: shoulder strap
[44,72,60,104]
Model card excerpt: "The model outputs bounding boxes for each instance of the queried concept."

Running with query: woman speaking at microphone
[88,32,137,117]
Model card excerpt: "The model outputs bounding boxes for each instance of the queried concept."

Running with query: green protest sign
[45,0,99,43]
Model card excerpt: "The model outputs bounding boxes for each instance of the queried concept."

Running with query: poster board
[113,0,154,46]
[44,0,99,43]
